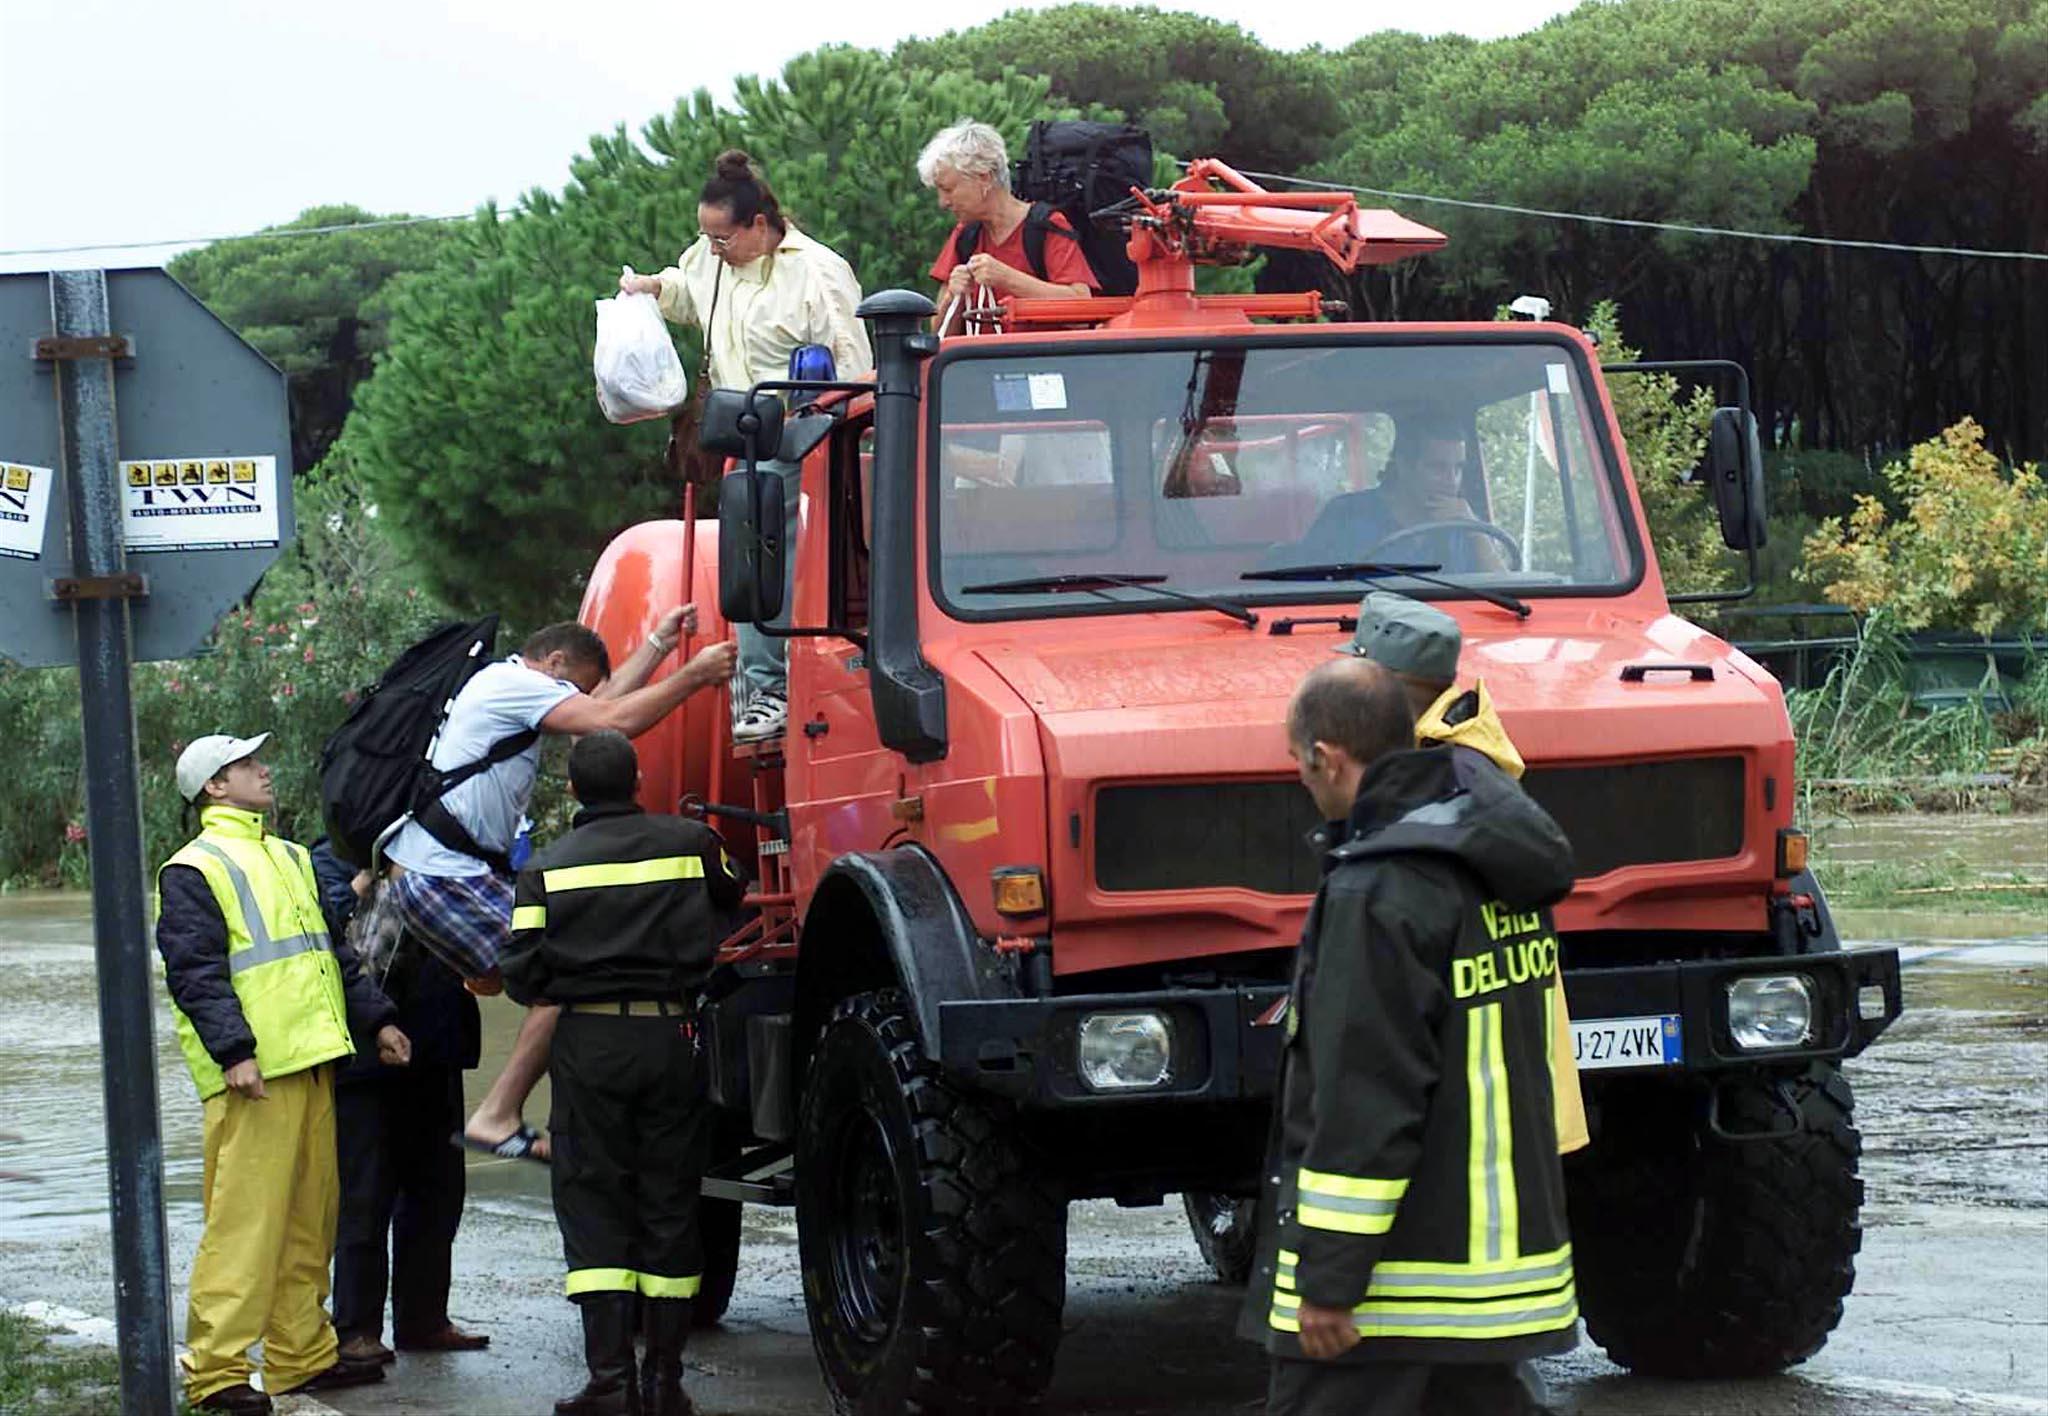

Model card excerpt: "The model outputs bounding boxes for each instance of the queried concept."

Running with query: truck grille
[1095,781,1322,895]
[1521,757,1745,877]
[1093,756,1745,894]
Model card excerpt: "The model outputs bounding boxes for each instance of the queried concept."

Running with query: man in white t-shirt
[387,615,736,1160]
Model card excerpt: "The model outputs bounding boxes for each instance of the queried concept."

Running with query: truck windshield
[929,337,1642,620]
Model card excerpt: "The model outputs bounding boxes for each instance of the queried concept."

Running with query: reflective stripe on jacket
[501,801,746,1006]
[159,806,355,1099]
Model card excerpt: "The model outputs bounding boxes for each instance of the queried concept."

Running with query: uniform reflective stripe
[1542,982,1557,1102]
[190,840,327,974]
[1275,1246,1573,1301]
[1270,1288,1578,1339]
[565,1268,639,1296]
[511,904,547,931]
[228,932,325,975]
[1489,1002,1517,1259]
[543,857,705,892]
[637,1272,703,1298]
[1297,1168,1407,1202]
[1298,1196,1399,1235]
[190,840,272,954]
[1467,1000,1507,1263]
[1296,1165,1405,1234]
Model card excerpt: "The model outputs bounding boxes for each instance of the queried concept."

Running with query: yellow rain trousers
[1417,680,1591,1155]
[180,1065,341,1403]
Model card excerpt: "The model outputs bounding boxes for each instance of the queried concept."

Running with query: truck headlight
[1727,975,1814,1050]
[1077,1012,1173,1091]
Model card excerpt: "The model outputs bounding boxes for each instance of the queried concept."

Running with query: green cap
[1336,591,1461,683]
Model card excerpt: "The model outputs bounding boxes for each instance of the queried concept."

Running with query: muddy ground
[3,814,2044,1415]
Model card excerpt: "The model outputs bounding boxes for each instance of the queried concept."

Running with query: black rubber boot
[555,1295,640,1416]
[637,1297,694,1416]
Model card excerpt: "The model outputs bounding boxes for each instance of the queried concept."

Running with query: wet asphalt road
[3,876,2045,1414]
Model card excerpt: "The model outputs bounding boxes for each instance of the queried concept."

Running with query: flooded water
[0,890,555,1238]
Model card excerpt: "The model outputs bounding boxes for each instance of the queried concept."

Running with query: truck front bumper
[935,945,1902,1107]
[937,984,1291,1106]
[1564,946,1902,1075]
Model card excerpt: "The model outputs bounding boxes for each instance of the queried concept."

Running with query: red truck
[580,161,1902,1413]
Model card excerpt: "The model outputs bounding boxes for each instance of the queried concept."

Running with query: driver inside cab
[1282,418,1510,574]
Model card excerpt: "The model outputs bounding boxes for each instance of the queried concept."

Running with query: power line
[0,212,478,260]
[13,169,2045,264]
[1230,167,2048,263]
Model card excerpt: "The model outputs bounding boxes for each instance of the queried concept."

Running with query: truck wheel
[1571,1062,1863,1377]
[795,989,1066,1413]
[691,1196,741,1327]
[1182,1192,1258,1285]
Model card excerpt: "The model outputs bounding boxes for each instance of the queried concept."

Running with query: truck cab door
[786,420,897,893]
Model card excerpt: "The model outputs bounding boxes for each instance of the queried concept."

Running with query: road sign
[0,267,293,666]
[0,268,295,1416]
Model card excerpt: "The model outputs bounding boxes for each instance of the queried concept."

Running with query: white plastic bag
[593,279,688,424]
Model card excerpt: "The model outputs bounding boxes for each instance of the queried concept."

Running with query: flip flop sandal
[452,1124,547,1163]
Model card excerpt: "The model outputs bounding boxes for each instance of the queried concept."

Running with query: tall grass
[1787,622,2006,790]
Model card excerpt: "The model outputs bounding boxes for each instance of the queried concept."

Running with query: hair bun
[714,149,756,182]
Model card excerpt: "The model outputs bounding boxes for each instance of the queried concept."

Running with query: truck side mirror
[699,389,785,463]
[718,468,786,625]
[1705,407,1767,552]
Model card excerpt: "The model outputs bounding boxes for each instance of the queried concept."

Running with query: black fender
[792,844,1021,1091]
[1775,868,1843,956]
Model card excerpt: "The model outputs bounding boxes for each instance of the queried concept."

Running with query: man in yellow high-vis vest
[157,732,412,1415]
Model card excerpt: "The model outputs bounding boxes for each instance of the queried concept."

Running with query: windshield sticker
[1546,362,1571,395]
[994,371,1069,413]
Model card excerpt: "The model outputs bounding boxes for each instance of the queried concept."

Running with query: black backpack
[957,121,1153,298]
[318,616,538,872]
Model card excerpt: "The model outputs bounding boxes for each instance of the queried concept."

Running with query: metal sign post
[2,267,293,1415]
[47,268,175,1416]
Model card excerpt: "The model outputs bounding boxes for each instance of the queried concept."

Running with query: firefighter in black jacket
[501,731,744,1416]
[1243,658,1580,1416]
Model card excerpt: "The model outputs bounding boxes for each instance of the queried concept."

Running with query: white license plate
[1571,1014,1683,1071]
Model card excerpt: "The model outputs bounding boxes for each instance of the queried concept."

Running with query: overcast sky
[0,0,1578,275]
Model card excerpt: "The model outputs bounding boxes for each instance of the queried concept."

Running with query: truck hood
[975,609,1785,777]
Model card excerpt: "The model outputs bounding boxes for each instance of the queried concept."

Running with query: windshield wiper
[1240,562,1531,618]
[961,572,1259,629]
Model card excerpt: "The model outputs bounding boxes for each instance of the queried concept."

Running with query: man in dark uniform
[309,841,489,1365]
[502,731,744,1416]
[1242,657,1579,1415]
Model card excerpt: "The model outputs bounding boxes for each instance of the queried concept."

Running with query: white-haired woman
[919,119,1098,312]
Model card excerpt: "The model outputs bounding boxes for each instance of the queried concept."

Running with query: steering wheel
[1363,518,1523,569]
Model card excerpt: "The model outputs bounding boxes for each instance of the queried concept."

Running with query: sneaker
[733,692,787,743]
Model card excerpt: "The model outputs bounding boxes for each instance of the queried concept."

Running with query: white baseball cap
[175,733,271,802]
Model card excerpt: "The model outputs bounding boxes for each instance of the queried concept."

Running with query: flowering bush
[1800,420,2048,634]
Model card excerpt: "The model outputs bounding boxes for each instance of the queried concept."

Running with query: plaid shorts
[390,868,513,980]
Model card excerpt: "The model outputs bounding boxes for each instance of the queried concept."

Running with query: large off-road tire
[1182,1192,1259,1285]
[795,989,1066,1414]
[1570,1062,1863,1377]
[692,1195,742,1327]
